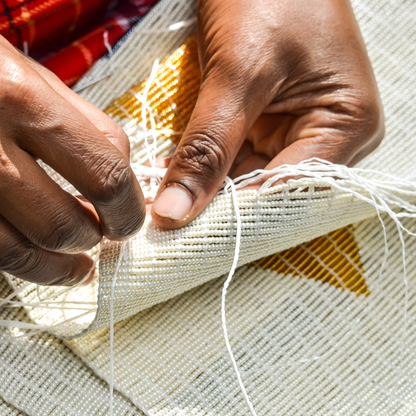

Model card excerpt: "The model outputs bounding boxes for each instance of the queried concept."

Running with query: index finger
[15,68,146,241]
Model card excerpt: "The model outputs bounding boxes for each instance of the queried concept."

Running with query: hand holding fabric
[152,0,384,229]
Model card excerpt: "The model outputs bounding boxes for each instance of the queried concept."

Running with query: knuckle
[0,239,37,275]
[92,157,134,206]
[114,124,130,147]
[349,92,385,151]
[334,90,385,148]
[102,116,131,157]
[0,154,19,187]
[0,58,33,105]
[35,212,85,253]
[174,132,229,176]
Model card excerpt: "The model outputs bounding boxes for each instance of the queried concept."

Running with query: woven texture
[0,278,144,416]
[74,0,198,109]
[0,399,24,416]
[1,0,416,414]
[5,32,396,339]
[67,0,416,413]
[6,0,416,338]
[67,214,416,416]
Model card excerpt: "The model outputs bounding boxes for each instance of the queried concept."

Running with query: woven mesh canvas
[0,279,143,416]
[0,399,23,416]
[66,214,416,416]
[1,0,416,414]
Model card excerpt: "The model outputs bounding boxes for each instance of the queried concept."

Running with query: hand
[152,0,384,229]
[0,36,145,286]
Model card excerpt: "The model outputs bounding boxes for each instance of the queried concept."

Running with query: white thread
[128,128,182,144]
[222,177,258,416]
[0,262,97,337]
[36,261,96,302]
[3,302,95,311]
[131,164,167,179]
[139,17,197,34]
[22,41,28,55]
[0,309,96,341]
[72,31,119,93]
[128,59,161,195]
[135,58,160,166]
[73,17,197,92]
[168,17,197,32]
[0,282,31,308]
[109,241,128,416]
[103,31,113,56]
[72,71,120,92]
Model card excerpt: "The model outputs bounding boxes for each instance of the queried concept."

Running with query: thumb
[151,81,253,229]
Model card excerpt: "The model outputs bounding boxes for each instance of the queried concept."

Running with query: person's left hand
[151,0,384,229]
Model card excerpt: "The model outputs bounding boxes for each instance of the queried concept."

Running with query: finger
[230,154,270,179]
[0,37,128,158]
[152,79,262,229]
[18,51,131,159]
[7,61,146,241]
[0,145,101,253]
[228,140,254,175]
[0,214,94,286]
[263,107,384,178]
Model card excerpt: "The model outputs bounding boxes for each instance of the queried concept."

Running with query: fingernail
[81,265,96,286]
[153,185,193,220]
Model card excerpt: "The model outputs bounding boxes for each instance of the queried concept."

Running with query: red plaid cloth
[0,0,159,86]
[42,0,158,86]
[0,0,113,52]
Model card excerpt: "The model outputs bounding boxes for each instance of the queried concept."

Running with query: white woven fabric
[353,0,416,181]
[1,0,416,415]
[0,400,24,416]
[7,175,383,338]
[0,280,144,416]
[66,214,416,416]
[4,0,416,338]
[4,0,415,339]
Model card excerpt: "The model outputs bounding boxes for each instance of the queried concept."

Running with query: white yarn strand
[109,240,128,416]
[73,16,197,93]
[222,177,258,416]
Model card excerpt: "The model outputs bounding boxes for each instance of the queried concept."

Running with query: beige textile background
[0,0,416,414]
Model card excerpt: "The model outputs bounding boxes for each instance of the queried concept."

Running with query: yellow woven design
[105,36,201,143]
[253,226,369,296]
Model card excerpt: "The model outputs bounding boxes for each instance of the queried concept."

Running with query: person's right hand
[0,36,146,286]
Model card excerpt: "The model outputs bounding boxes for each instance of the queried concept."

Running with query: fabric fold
[4,0,416,337]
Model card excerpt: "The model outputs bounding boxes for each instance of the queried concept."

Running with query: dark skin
[151,0,384,228]
[0,0,384,286]
[0,37,145,286]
